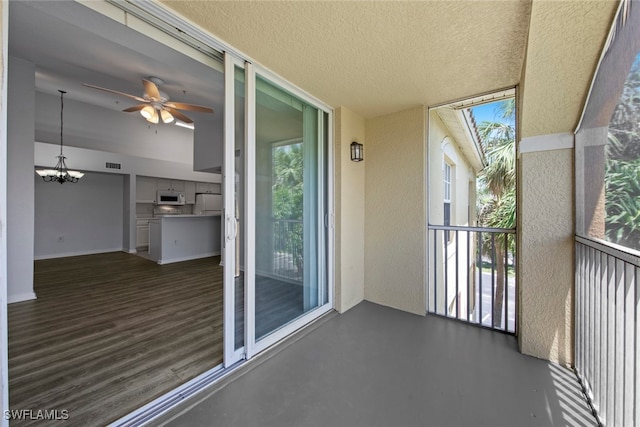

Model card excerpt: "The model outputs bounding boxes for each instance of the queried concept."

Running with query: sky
[471,100,515,126]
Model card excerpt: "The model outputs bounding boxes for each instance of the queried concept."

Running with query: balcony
[158,301,597,427]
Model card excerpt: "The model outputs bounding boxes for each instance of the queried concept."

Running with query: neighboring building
[428,105,485,319]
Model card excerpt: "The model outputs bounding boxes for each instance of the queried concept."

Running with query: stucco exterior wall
[335,107,365,313]
[364,106,426,315]
[520,0,617,138]
[516,0,616,366]
[518,147,574,366]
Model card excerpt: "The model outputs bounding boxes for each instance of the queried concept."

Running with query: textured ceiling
[162,0,532,119]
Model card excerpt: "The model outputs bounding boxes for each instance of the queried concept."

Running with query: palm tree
[476,100,516,328]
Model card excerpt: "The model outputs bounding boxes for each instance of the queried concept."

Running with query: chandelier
[35,90,84,183]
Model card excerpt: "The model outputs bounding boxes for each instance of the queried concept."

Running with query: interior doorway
[5,2,334,424]
[7,1,229,424]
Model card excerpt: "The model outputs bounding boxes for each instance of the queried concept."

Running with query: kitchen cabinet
[136,176,157,203]
[148,215,221,264]
[136,219,150,249]
[196,182,221,194]
[157,179,185,192]
[185,181,196,204]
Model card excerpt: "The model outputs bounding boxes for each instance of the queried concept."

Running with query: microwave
[156,191,185,205]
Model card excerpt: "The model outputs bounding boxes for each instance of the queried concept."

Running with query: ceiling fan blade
[122,104,148,112]
[142,79,161,100]
[165,107,194,124]
[83,83,146,102]
[164,102,214,114]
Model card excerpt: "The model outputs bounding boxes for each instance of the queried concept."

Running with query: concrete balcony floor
[160,301,596,427]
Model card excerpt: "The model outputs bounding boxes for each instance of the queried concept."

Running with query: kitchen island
[148,214,221,265]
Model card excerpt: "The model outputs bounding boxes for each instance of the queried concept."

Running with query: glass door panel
[233,65,245,352]
[254,75,327,341]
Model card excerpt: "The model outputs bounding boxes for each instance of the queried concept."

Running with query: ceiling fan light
[160,109,174,124]
[140,105,155,120]
[147,108,159,124]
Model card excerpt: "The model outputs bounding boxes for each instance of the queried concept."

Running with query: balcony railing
[272,218,303,282]
[428,225,516,334]
[575,235,639,427]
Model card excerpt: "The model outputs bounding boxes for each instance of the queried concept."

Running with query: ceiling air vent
[106,162,121,170]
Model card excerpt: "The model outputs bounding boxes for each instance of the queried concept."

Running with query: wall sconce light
[351,141,363,162]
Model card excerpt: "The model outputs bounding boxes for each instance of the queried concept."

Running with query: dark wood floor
[8,252,305,427]
[9,252,223,427]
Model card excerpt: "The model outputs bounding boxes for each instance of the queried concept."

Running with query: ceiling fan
[83,77,213,124]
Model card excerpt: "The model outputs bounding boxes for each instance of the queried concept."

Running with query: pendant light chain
[59,90,66,157]
[34,89,84,183]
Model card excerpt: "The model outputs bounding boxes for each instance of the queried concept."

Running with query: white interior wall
[34,172,124,259]
[8,52,222,302]
[35,142,221,183]
[194,117,224,172]
[7,56,35,304]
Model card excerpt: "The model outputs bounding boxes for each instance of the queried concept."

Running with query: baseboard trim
[34,248,124,260]
[157,251,221,265]
[8,292,37,304]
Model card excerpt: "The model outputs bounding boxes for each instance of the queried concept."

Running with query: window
[444,162,452,241]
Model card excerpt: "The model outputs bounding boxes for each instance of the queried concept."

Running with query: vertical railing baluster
[478,231,483,326]
[607,254,615,424]
[602,251,609,423]
[426,226,517,334]
[504,232,508,331]
[467,230,471,322]
[513,234,518,336]
[433,230,438,313]
[576,243,582,385]
[615,258,624,424]
[491,233,496,329]
[455,229,459,319]
[594,247,601,413]
[444,229,449,317]
[585,248,597,406]
[623,261,634,427]
[634,266,638,427]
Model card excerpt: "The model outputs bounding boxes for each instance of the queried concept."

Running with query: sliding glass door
[246,74,329,354]
[224,55,331,362]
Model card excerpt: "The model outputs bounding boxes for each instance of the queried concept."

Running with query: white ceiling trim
[518,132,574,157]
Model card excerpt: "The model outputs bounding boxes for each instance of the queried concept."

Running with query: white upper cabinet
[136,176,158,203]
[157,179,185,192]
[196,182,221,194]
[185,181,196,204]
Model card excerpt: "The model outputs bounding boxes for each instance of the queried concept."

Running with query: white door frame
[248,67,334,358]
[1,1,10,425]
